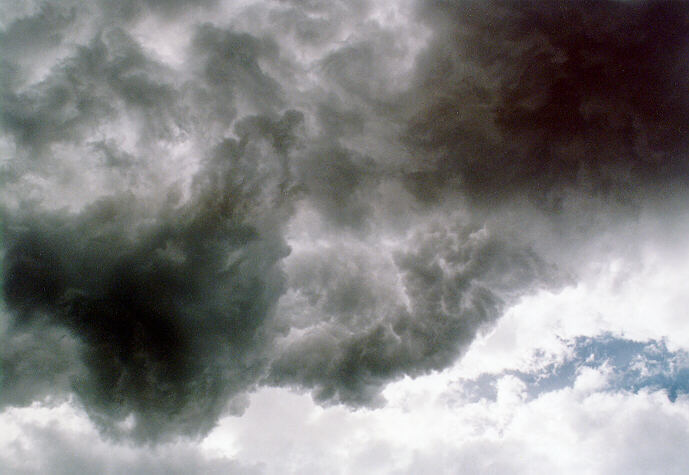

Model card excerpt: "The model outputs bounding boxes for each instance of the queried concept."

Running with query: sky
[1,0,689,473]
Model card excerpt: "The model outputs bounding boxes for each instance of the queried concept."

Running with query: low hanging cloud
[1,0,688,443]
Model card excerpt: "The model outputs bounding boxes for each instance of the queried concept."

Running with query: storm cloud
[1,0,688,445]
[404,0,689,208]
[1,140,291,440]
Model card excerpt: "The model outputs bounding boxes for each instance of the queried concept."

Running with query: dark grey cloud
[191,23,284,115]
[1,88,300,440]
[0,3,76,83]
[295,143,377,228]
[1,27,178,154]
[1,178,289,440]
[0,322,85,408]
[0,5,301,441]
[99,0,219,23]
[235,109,304,156]
[404,0,689,209]
[268,221,559,405]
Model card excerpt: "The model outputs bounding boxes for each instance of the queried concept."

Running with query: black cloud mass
[405,0,689,207]
[1,0,688,441]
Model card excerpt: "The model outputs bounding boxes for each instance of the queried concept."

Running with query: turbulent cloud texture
[1,0,688,443]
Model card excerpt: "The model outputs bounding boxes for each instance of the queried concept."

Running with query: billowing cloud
[1,0,688,454]
[269,219,558,405]
[1,142,291,439]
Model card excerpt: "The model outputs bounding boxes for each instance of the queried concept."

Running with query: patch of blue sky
[455,334,689,402]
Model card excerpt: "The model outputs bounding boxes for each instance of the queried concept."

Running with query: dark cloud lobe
[1,96,299,439]
[2,182,289,439]
[405,0,689,207]
[0,5,300,439]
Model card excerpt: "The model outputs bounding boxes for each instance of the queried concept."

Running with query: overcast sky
[1,0,689,473]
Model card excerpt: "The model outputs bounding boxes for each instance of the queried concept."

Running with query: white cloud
[201,365,689,474]
[0,399,257,474]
